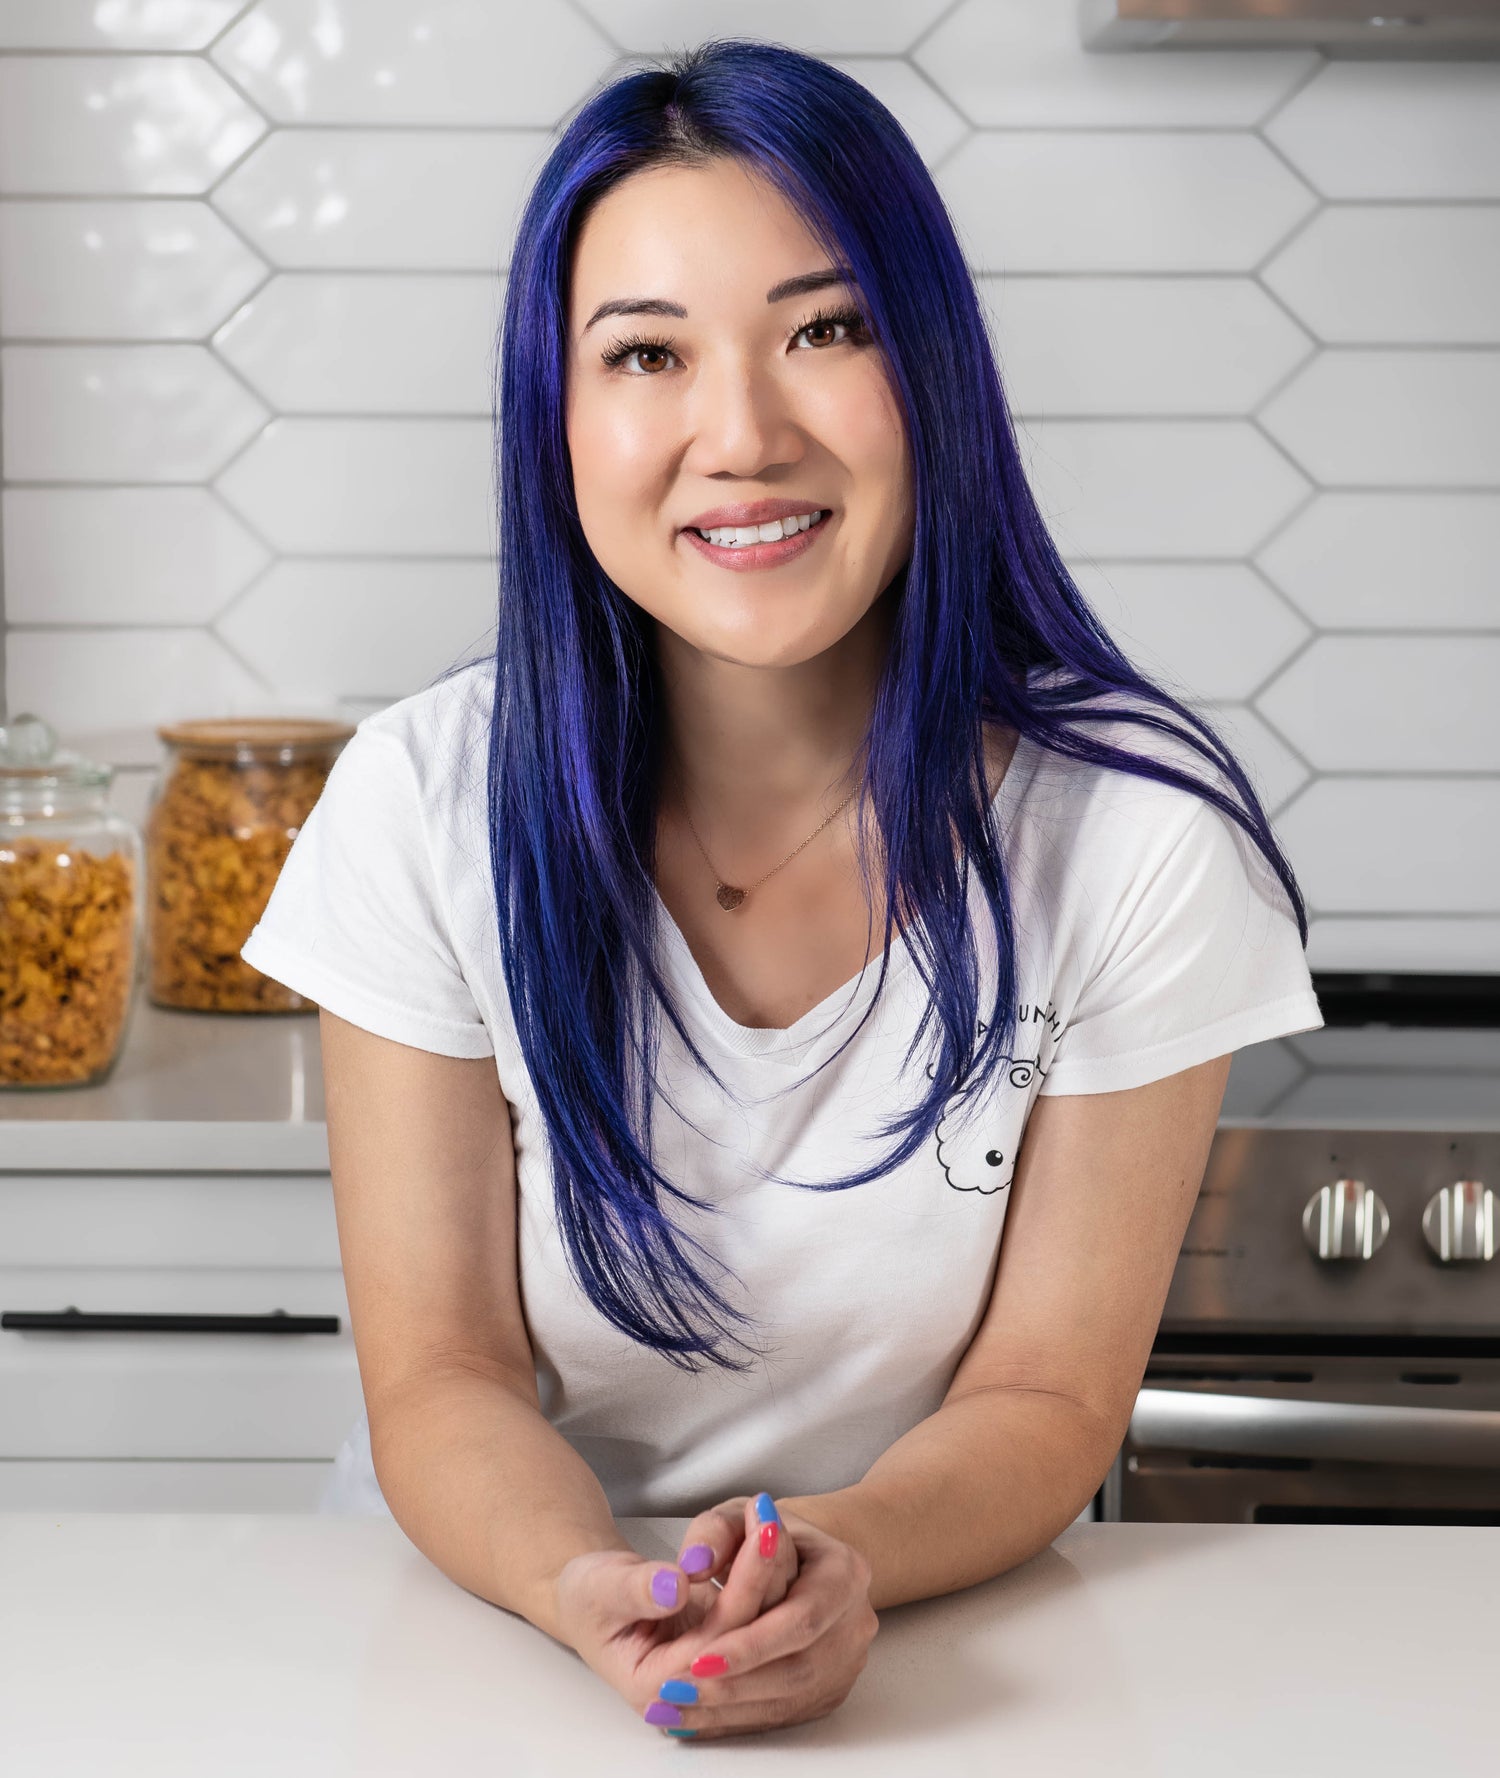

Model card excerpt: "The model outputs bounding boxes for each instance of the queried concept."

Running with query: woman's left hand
[650,1503,879,1740]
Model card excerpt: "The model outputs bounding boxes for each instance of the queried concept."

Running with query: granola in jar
[0,714,141,1089]
[145,718,355,1013]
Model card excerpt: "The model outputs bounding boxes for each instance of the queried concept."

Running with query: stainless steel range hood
[1080,0,1500,56]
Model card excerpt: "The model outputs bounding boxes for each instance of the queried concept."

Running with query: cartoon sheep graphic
[926,1023,1048,1195]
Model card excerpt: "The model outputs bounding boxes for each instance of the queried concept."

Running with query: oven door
[1100,1351,1500,1525]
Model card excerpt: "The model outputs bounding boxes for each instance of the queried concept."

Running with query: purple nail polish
[651,1568,680,1608]
[645,1701,683,1727]
[680,1543,714,1574]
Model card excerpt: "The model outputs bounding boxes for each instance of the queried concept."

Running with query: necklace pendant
[715,883,747,911]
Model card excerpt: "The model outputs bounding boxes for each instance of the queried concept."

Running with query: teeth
[697,510,824,548]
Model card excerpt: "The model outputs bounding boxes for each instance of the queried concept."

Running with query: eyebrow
[581,267,855,335]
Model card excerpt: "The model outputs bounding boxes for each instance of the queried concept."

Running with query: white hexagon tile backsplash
[0,0,1497,972]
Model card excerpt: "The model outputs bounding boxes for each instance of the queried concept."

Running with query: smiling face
[563,156,915,671]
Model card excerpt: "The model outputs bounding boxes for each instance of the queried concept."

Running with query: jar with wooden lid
[0,713,142,1089]
[145,717,355,1013]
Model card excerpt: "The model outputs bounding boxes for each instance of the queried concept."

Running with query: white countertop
[2,1513,1494,1776]
[0,1000,327,1172]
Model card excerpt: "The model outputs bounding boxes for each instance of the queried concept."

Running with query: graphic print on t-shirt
[926,1002,1059,1195]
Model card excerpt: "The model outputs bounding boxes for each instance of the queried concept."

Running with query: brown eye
[801,319,842,348]
[633,346,670,374]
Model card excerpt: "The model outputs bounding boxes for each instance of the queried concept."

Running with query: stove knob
[1302,1178,1390,1261]
[1421,1181,1495,1263]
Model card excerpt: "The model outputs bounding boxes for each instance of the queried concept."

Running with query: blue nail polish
[753,1491,779,1525]
[659,1679,698,1704]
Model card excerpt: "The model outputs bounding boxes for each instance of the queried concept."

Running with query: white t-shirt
[240,658,1322,1518]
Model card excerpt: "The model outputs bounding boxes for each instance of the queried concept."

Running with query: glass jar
[145,717,355,1014]
[0,714,142,1090]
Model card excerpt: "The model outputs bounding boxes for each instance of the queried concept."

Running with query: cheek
[567,391,665,526]
[808,373,910,508]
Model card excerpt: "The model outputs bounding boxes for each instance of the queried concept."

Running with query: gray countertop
[3,1513,1496,1776]
[0,999,328,1172]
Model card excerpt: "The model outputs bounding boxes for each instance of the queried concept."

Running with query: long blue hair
[460,39,1307,1372]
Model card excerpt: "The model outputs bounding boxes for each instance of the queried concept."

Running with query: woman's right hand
[555,1494,797,1731]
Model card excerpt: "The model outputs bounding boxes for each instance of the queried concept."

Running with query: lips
[682,497,828,531]
[680,508,832,572]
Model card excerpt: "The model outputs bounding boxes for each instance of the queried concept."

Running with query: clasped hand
[555,1492,878,1740]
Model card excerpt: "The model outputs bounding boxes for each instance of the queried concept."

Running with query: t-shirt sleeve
[1038,789,1322,1096]
[239,721,495,1058]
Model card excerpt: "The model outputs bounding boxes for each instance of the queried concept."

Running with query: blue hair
[457,39,1308,1372]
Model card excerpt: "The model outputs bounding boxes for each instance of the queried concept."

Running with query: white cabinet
[0,1170,359,1510]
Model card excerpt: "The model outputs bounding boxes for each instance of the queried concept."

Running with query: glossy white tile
[213,0,615,126]
[825,57,966,165]
[1307,918,1500,975]
[212,130,547,269]
[1266,61,1500,200]
[1021,419,1310,558]
[0,200,266,340]
[216,558,496,699]
[1257,637,1500,773]
[213,273,500,413]
[214,417,492,552]
[1262,208,1500,346]
[1071,561,1308,700]
[1277,779,1500,915]
[1257,493,1500,630]
[1,344,268,481]
[0,1,247,49]
[1259,352,1500,488]
[0,55,266,196]
[4,627,271,767]
[915,0,1314,127]
[1274,1067,1500,1125]
[980,276,1312,416]
[938,133,1315,273]
[1220,1037,1308,1121]
[2,487,269,623]
[578,0,948,54]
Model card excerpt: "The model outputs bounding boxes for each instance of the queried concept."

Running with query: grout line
[906,0,969,62]
[202,1,259,55]
[1250,50,1331,132]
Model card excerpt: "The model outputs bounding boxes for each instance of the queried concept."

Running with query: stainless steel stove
[1100,974,1500,1525]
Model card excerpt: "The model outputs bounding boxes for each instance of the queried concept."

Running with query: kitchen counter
[2,1514,1494,1776]
[0,999,326,1172]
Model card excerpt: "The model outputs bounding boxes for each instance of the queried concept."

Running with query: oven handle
[1132,1388,1500,1470]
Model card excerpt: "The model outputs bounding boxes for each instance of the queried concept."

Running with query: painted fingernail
[651,1568,681,1609]
[760,1521,779,1560]
[659,1680,698,1704]
[667,1728,697,1737]
[644,1701,683,1727]
[679,1543,714,1574]
[691,1652,728,1677]
[753,1491,779,1525]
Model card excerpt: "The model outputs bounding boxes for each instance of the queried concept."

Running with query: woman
[241,40,1322,1742]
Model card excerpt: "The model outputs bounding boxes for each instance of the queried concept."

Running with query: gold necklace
[679,777,859,911]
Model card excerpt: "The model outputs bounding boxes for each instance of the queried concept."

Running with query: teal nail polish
[659,1679,698,1704]
[667,1728,697,1737]
[753,1491,779,1525]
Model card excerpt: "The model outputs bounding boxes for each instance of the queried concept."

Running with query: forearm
[778,1386,1116,1611]
[369,1366,634,1646]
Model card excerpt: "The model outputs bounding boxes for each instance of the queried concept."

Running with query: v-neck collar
[652,732,1040,1069]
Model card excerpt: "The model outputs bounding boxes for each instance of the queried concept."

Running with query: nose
[682,352,805,480]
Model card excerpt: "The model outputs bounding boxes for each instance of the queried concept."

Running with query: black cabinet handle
[1,1306,340,1334]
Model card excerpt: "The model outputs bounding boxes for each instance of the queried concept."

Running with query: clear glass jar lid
[0,713,112,813]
